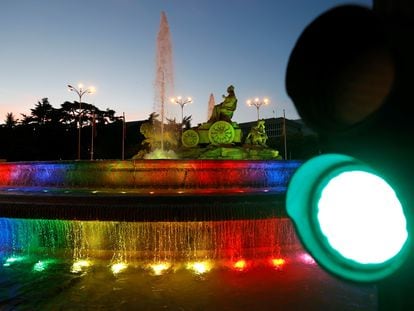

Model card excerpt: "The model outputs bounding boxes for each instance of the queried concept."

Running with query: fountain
[0,160,377,309]
[0,11,376,310]
[0,159,300,220]
[154,11,174,153]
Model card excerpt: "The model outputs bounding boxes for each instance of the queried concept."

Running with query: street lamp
[247,97,270,120]
[68,83,95,160]
[170,96,192,135]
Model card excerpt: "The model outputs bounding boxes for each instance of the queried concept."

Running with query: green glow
[33,259,55,272]
[3,256,26,267]
[33,261,47,272]
[287,154,410,282]
[318,171,408,264]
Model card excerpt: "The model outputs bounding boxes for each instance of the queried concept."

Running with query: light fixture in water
[287,154,409,282]
[149,262,171,275]
[233,259,248,271]
[33,259,55,272]
[71,259,91,273]
[111,262,128,274]
[3,256,26,267]
[270,258,286,269]
[186,261,212,275]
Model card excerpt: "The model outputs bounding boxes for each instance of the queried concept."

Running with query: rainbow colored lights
[0,160,301,194]
[1,254,316,277]
[1,214,311,275]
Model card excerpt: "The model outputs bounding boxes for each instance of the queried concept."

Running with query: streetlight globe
[254,97,259,103]
[78,83,84,89]
[89,86,96,94]
[188,97,192,102]
[177,96,182,101]
[264,98,269,104]
[247,99,252,106]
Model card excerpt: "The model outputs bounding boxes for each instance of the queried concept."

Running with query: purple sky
[0,0,372,125]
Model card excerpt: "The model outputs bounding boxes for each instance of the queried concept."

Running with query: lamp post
[170,96,192,135]
[68,83,95,160]
[121,112,126,161]
[247,97,269,120]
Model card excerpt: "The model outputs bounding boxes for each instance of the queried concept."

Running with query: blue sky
[0,0,372,125]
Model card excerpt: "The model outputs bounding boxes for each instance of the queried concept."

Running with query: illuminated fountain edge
[0,159,301,221]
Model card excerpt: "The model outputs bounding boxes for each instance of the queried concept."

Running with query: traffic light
[287,153,410,282]
[284,3,414,309]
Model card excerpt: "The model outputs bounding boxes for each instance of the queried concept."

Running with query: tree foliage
[0,98,125,161]
[4,112,17,128]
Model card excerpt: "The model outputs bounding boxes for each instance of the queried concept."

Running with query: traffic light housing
[284,4,414,308]
[287,153,409,282]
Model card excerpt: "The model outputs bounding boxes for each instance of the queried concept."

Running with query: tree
[4,112,17,128]
[30,98,55,125]
[60,101,116,127]
[3,97,121,160]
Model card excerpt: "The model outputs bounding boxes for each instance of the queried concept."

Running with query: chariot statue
[181,85,243,147]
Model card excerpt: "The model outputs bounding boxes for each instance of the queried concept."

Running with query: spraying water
[154,11,174,151]
[207,93,216,120]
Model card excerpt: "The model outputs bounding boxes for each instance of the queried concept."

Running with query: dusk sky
[0,0,372,126]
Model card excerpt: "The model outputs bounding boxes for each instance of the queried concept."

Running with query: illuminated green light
[287,154,410,282]
[3,256,26,267]
[32,259,56,272]
[318,171,407,264]
[33,261,47,272]
[33,259,55,272]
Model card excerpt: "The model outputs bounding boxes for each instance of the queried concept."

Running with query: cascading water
[0,159,301,264]
[0,218,298,264]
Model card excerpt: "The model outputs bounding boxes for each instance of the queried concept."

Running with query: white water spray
[154,11,174,151]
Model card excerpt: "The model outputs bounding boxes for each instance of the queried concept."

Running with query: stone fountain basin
[0,160,301,221]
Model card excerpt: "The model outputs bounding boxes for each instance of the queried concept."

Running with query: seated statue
[245,120,268,146]
[208,85,237,123]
